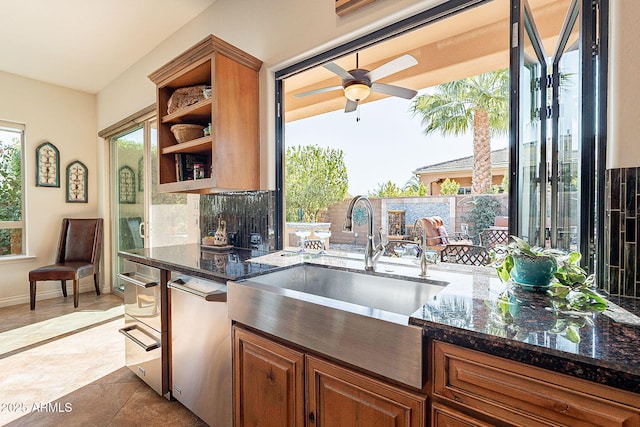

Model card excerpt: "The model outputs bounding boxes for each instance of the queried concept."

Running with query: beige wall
[607,0,640,169]
[0,71,97,307]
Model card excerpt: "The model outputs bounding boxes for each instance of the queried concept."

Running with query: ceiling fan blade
[365,54,418,82]
[371,83,417,99]
[294,85,343,98]
[324,62,355,80]
[344,99,358,113]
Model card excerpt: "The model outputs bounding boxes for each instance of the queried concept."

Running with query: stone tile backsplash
[605,167,639,297]
[200,191,276,251]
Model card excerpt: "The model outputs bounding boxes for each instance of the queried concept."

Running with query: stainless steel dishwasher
[168,274,231,427]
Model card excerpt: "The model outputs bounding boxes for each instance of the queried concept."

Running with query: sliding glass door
[110,115,197,294]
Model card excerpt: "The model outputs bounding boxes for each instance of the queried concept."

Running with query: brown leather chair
[29,218,103,310]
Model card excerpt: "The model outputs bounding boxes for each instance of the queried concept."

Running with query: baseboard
[0,283,107,309]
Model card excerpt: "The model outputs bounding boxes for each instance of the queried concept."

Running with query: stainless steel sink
[228,263,448,389]
[245,264,444,317]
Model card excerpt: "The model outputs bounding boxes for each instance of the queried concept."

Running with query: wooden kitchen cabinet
[148,35,262,193]
[431,340,640,427]
[233,326,305,427]
[233,326,427,427]
[431,403,494,427]
[307,355,426,427]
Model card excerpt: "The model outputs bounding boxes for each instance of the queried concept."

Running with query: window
[0,121,25,256]
[275,0,606,276]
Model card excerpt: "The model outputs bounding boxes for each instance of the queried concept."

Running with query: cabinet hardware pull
[309,411,315,423]
[119,325,161,352]
[168,278,227,302]
[118,272,158,288]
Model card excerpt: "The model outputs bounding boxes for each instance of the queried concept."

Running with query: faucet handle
[377,227,387,246]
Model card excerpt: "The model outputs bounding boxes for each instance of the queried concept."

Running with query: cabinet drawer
[120,260,162,332]
[121,315,163,396]
[432,341,640,427]
[431,403,493,427]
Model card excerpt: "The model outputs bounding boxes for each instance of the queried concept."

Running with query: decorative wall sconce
[36,141,59,187]
[66,160,88,203]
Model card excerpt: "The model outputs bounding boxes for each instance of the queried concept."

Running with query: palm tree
[411,69,509,194]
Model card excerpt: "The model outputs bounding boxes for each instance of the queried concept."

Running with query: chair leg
[94,274,101,296]
[73,279,79,308]
[30,281,36,310]
[60,280,67,297]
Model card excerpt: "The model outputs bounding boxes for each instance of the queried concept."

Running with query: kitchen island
[119,245,640,426]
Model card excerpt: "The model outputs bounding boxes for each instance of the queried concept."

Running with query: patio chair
[479,228,509,250]
[441,243,491,266]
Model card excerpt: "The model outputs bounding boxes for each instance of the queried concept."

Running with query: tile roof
[413,148,509,174]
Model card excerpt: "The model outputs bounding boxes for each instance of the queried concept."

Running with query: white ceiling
[0,0,217,94]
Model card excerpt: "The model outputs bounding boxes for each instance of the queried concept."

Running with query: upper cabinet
[149,35,262,193]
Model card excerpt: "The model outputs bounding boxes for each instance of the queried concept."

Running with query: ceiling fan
[294,53,419,113]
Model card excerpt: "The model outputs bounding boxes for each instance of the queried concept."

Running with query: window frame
[274,0,492,249]
[273,0,607,280]
[0,120,27,259]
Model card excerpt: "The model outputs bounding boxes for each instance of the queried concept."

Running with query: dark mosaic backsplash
[605,167,639,297]
[200,191,276,251]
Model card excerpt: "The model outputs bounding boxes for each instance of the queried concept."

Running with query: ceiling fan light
[344,83,371,102]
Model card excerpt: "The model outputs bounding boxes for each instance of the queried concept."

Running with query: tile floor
[0,293,206,426]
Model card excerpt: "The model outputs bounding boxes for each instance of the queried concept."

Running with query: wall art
[119,165,136,204]
[66,160,88,203]
[35,141,59,187]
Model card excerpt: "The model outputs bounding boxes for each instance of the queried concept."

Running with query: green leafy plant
[440,178,460,195]
[492,236,607,313]
[285,145,349,222]
[461,195,503,239]
[492,235,561,282]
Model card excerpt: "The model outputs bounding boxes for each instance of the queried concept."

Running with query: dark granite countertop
[118,243,280,282]
[408,268,640,394]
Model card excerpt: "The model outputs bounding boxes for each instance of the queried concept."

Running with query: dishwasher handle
[118,272,158,288]
[169,278,227,302]
[119,325,160,352]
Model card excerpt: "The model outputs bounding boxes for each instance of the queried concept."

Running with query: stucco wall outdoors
[0,71,97,307]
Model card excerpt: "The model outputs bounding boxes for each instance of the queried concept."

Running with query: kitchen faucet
[343,196,384,271]
[413,218,429,277]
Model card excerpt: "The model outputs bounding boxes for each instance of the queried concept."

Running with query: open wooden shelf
[149,35,263,193]
[161,98,212,124]
[161,136,212,155]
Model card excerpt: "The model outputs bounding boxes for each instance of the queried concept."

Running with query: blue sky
[285,91,508,195]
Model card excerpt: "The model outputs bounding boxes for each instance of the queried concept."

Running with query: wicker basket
[171,124,204,143]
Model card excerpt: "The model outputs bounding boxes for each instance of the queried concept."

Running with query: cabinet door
[307,355,426,427]
[431,403,494,427]
[233,327,305,427]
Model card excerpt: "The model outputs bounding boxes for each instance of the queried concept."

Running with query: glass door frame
[109,112,155,294]
[509,0,607,274]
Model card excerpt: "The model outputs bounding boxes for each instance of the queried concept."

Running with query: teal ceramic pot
[510,255,557,291]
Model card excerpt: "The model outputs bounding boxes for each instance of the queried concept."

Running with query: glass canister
[193,163,205,179]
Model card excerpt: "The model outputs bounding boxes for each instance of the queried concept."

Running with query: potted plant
[492,236,563,290]
[492,236,608,312]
